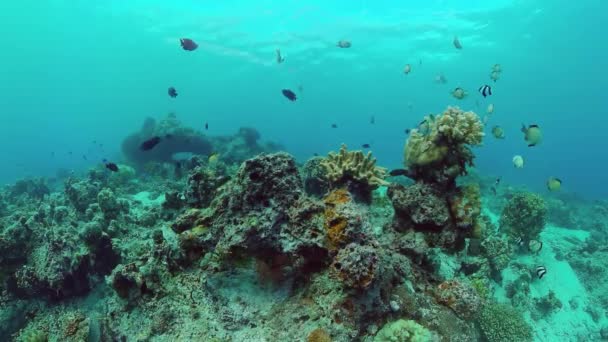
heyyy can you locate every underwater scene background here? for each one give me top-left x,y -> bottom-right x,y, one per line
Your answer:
1,0 -> 608,341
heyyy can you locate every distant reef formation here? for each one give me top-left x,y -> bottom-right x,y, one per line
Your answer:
121,113 -> 282,169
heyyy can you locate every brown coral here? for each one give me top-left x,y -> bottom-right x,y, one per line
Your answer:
324,189 -> 352,250
308,328 -> 333,342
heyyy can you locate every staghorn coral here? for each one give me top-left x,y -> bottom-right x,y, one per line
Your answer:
321,144 -> 387,202
500,192 -> 547,241
477,303 -> 533,342
404,106 -> 484,188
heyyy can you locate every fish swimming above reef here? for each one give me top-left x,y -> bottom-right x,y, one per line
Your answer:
403,64 -> 412,74
451,87 -> 467,99
491,126 -> 505,139
479,85 -> 492,97
490,71 -> 501,82
547,177 -> 562,191
140,136 -> 162,151
168,87 -> 178,98
536,265 -> 547,279
389,169 -> 412,177
370,115 -> 375,124
103,160 -> 119,172
528,240 -> 543,254
205,122 -> 209,130
276,49 -> 285,64
521,124 -> 542,147
513,155 -> 524,168
492,64 -> 502,73
491,177 -> 501,195
180,38 -> 198,51
281,89 -> 297,101
487,103 -> 494,114
435,73 -> 447,84
336,40 -> 351,48
361,144 -> 371,149
331,123 -> 338,128
453,36 -> 463,49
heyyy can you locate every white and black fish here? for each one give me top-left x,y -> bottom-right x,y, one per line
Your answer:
536,266 -> 547,279
479,85 -> 492,97
514,236 -> 524,246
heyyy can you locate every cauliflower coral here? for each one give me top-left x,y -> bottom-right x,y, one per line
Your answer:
404,106 -> 484,188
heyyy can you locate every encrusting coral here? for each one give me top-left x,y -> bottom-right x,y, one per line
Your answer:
321,144 -> 388,202
374,319 -> 436,342
404,106 -> 484,188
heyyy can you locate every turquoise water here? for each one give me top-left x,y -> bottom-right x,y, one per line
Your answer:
2,2 -> 608,341
1,0 -> 606,198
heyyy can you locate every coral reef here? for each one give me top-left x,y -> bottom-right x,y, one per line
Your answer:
404,106 -> 484,188
321,144 -> 387,202
500,192 -> 547,241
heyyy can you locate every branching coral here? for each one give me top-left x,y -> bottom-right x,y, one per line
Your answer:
500,192 -> 547,241
404,106 -> 484,188
321,144 -> 387,201
477,303 -> 533,342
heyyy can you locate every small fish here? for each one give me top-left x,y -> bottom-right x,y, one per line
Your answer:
479,85 -> 492,97
205,122 -> 209,130
513,155 -> 524,168
492,64 -> 502,73
208,153 -> 219,164
521,124 -> 542,147
282,89 -> 297,101
140,136 -> 162,151
362,144 -> 371,149
313,153 -> 319,156
276,49 -> 285,64
547,177 -> 562,191
403,64 -> 412,74
389,169 -> 410,177
405,129 -> 411,135
487,103 -> 494,114
168,87 -> 178,98
104,160 -> 119,172
491,126 -> 505,139
331,123 -> 338,128
490,178 -> 501,195
434,73 -> 447,84
490,71 -> 500,82
515,236 -> 524,246
528,240 -> 543,254
536,265 -> 547,279
336,40 -> 351,48
370,115 -> 375,124
453,36 -> 463,49
180,38 -> 198,51
451,87 -> 467,99
82,155 -> 87,161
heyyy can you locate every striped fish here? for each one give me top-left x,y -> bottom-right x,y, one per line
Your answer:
479,85 -> 492,97
536,266 -> 547,279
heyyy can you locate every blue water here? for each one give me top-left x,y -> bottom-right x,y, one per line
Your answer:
1,0 -> 606,198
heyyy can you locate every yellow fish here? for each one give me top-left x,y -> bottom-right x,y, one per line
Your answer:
547,177 -> 562,191
208,153 -> 220,164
